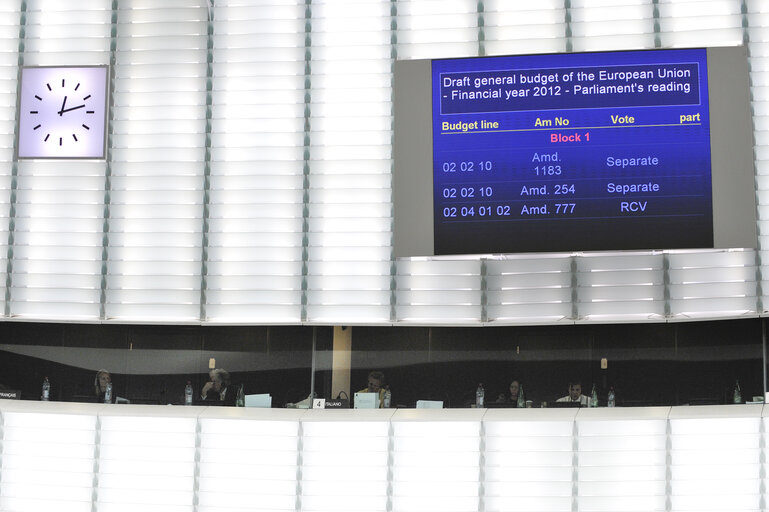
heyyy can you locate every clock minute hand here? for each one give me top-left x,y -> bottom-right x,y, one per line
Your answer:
59,104 -> 86,114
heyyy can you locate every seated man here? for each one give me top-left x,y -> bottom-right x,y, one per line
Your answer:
357,370 -> 387,408
556,380 -> 589,406
201,368 -> 236,405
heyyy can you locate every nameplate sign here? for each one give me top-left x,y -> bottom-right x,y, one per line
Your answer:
324,399 -> 349,409
0,389 -> 21,400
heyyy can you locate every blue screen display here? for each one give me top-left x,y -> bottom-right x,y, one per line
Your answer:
431,48 -> 712,255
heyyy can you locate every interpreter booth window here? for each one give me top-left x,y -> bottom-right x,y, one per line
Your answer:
350,319 -> 765,408
0,323 -> 322,407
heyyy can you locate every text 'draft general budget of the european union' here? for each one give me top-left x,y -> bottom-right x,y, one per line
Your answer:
431,49 -> 712,255
439,63 -> 701,115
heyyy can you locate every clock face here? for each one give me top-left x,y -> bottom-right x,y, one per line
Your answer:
17,66 -> 108,159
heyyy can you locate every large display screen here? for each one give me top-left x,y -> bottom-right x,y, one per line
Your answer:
393,47 -> 757,257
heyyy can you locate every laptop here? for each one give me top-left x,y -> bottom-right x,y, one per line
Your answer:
354,392 -> 379,409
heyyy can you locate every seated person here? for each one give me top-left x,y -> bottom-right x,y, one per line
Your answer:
497,379 -> 521,403
201,368 -> 236,405
357,370 -> 387,408
556,380 -> 589,406
94,369 -> 114,403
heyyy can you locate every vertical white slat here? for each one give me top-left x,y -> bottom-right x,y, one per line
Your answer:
482,0 -> 567,56
306,0 -> 393,323
396,0 -> 480,60
395,259 -> 482,324
747,2 -> 769,313
206,0 -> 305,324
0,407 -> 98,512
575,252 -> 666,322
198,409 -> 303,512
569,0 -> 656,52
0,1 -> 21,316
106,0 -> 208,321
658,0 -> 744,48
10,0 -> 111,320
486,255 -> 573,324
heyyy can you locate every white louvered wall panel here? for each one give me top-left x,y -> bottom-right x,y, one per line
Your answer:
97,408 -> 199,512
576,252 -> 666,322
197,409 -> 302,512
0,2 -> 20,317
305,0 -> 393,323
396,259 -> 482,324
748,2 -> 769,314
391,409 -> 483,512
576,409 -> 668,512
106,0 -> 208,322
484,409 -> 576,512
0,0 -> 763,326
0,406 -> 98,512
667,250 -> 758,319
10,0 -> 111,320
396,0 -> 479,61
658,0 -> 744,48
485,256 -> 573,324
206,0 -> 305,323
482,0 -> 567,57
300,411 -> 392,512
669,406 -> 762,512
570,0 -> 656,52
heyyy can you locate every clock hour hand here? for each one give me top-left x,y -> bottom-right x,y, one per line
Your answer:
59,104 -> 86,115
58,95 -> 67,116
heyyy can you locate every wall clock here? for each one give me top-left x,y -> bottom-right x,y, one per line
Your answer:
17,65 -> 109,159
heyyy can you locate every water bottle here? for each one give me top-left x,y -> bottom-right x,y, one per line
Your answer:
517,385 -> 526,408
383,386 -> 392,408
184,381 -> 193,405
104,381 -> 112,404
476,383 -> 485,408
41,376 -> 50,401
607,387 -> 615,408
590,384 -> 598,407
236,384 -> 245,407
733,379 -> 742,404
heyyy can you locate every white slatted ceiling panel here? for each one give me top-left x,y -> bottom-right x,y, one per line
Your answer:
482,0 -> 567,57
206,0 -> 305,323
748,2 -> 769,313
395,259 -> 482,323
106,0 -> 207,322
485,256 -> 573,324
575,252 -> 665,322
669,406 -> 762,512
396,0 -> 479,60
667,250 -> 758,319
11,0 -> 110,320
306,0 -> 392,323
0,2 -> 19,316
391,409 -> 483,512
97,409 -> 198,512
0,407 -> 98,512
658,0 -> 744,48
198,410 -> 302,512
576,409 -> 668,512
569,0 -> 656,52
483,409 -> 576,512
300,411 -> 392,512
